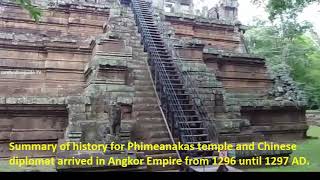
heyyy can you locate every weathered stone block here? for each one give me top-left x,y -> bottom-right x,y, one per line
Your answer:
95,113 -> 109,121
68,104 -> 86,113
105,85 -> 135,92
5,97 -> 20,104
225,99 -> 238,106
92,55 -> 128,67
69,113 -> 87,122
66,96 -> 91,105
0,97 -> 5,104
225,105 -> 240,112
64,122 -> 82,142
281,100 -> 296,107
110,92 -> 134,98
121,122 -> 133,132
66,122 -> 82,133
0,32 -> 14,40
110,8 -> 121,17
117,96 -> 133,105
79,122 -> 99,143
80,121 -> 109,143
216,119 -> 241,133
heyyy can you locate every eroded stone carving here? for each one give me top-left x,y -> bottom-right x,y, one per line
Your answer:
268,63 -> 307,104
218,0 -> 239,21
109,102 -> 122,137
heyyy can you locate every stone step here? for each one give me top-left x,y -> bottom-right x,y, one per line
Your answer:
135,85 -> 154,91
130,43 -> 143,48
195,87 -> 224,93
129,64 -> 148,70
132,53 -> 147,58
135,91 -> 156,97
137,118 -> 165,124
134,71 -> 151,81
182,134 -> 209,138
144,124 -> 168,131
134,89 -> 156,95
226,93 -> 267,99
134,70 -> 149,76
198,94 -> 216,99
147,130 -> 170,139
134,104 -> 159,111
145,123 -> 168,131
203,105 -> 216,113
215,113 -> 230,119
134,75 -> 151,81
215,118 -> 247,123
134,111 -> 162,118
133,78 -> 153,84
129,65 -> 148,70
215,106 -> 226,113
219,133 -> 265,143
132,51 -> 147,56
133,68 -> 149,73
135,80 -> 154,86
134,97 -> 157,104
131,45 -> 145,49
128,60 -> 147,66
129,36 -> 141,41
149,137 -> 172,144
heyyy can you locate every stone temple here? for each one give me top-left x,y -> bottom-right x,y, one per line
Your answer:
0,0 -> 309,172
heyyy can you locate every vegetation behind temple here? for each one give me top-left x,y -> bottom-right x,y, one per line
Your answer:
10,0 -> 41,21
246,0 -> 320,109
252,0 -> 320,20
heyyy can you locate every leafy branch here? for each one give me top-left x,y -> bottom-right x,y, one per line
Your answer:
251,0 -> 320,20
11,0 -> 41,21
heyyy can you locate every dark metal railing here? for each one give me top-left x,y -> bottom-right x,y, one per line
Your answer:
157,21 -> 219,143
131,0 -> 198,144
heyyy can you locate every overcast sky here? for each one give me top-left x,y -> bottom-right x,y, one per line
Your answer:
194,0 -> 320,35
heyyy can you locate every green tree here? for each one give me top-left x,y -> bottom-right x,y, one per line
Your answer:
252,0 -> 320,20
245,21 -> 320,109
247,0 -> 320,109
11,0 -> 41,21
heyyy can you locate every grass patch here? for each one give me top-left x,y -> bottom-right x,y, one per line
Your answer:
247,126 -> 320,172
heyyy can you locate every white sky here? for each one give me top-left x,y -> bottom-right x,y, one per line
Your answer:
194,0 -> 320,35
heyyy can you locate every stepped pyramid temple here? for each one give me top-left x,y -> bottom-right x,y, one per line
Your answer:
0,0 -> 308,172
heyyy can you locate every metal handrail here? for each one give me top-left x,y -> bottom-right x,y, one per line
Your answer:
131,0 -> 198,143
169,43 -> 219,142
153,6 -> 219,142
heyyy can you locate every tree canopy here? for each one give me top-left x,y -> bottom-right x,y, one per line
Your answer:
247,0 -> 320,109
252,0 -> 320,20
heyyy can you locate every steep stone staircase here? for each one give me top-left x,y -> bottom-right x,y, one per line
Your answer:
108,5 -> 179,171
154,10 -> 268,145
131,0 -> 217,160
